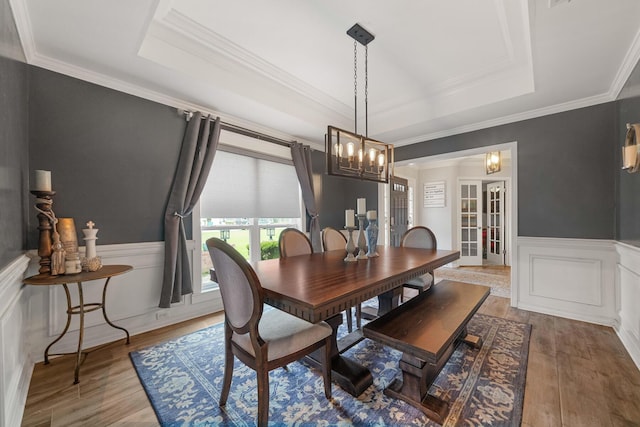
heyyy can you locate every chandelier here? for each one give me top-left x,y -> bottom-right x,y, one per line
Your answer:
326,23 -> 394,183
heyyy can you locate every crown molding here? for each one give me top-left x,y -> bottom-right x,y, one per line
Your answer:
8,0 -> 323,150
155,7 -> 352,119
13,36 -> 322,152
8,0 -> 36,62
392,91 -> 613,147
610,26 -> 640,99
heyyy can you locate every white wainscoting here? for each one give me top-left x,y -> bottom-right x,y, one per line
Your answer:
26,241 -> 223,362
616,242 -> 640,369
0,255 -> 32,427
516,237 -> 617,326
9,237 -> 639,424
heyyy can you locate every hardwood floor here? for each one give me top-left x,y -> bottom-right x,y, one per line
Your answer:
21,297 -> 640,426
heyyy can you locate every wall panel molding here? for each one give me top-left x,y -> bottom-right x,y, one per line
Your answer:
29,241 -> 222,361
516,237 -> 616,326
0,255 -> 32,427
616,242 -> 640,369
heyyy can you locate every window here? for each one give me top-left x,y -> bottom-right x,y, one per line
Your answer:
196,145 -> 302,292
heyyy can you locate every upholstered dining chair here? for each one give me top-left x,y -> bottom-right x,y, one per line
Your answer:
321,227 -> 361,332
206,237 -> 332,426
400,226 -> 437,302
278,228 -> 313,257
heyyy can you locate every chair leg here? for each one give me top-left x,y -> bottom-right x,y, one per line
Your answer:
345,307 -> 353,333
257,367 -> 270,426
322,337 -> 332,399
220,346 -> 234,406
355,304 -> 362,329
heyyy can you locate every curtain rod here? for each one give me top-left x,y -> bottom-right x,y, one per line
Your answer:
181,110 -> 294,148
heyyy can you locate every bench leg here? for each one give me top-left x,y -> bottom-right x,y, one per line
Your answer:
461,326 -> 483,349
383,327 -> 483,424
383,346 -> 455,425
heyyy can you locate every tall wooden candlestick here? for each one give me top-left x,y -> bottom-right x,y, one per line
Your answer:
30,190 -> 56,275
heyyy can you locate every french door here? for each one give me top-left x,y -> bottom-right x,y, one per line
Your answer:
486,181 -> 505,265
458,180 -> 483,266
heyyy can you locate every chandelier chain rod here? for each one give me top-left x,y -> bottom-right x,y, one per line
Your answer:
353,40 -> 358,136
365,44 -> 368,138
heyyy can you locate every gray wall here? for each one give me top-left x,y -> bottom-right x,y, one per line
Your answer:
312,150 -> 378,230
0,0 -> 28,269
396,103 -> 617,239
26,67 -> 375,247
616,95 -> 640,246
0,55 -> 28,268
28,67 -> 186,247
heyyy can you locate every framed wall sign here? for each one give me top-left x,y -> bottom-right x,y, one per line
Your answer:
424,181 -> 446,207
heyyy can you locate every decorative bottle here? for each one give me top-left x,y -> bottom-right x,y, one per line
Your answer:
366,210 -> 379,257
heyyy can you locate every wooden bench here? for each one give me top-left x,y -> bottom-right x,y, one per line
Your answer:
362,280 -> 490,424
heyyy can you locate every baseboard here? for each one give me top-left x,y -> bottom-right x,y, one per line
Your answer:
516,302 -> 617,327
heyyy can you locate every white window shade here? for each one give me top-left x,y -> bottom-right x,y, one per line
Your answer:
200,150 -> 300,218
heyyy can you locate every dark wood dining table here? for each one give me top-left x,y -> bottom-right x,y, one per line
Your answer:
252,245 -> 460,397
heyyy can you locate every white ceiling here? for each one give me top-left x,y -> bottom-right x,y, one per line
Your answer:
8,0 -> 640,148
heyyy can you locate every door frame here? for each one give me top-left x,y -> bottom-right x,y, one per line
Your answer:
391,141 -> 518,306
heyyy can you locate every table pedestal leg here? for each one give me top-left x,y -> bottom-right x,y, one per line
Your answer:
360,287 -> 403,321
306,313 -> 373,397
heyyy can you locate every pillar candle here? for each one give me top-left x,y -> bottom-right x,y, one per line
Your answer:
357,198 -> 366,215
345,209 -> 355,227
34,170 -> 51,191
366,210 -> 377,221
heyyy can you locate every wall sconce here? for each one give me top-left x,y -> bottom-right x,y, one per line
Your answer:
485,151 -> 501,174
622,123 -> 640,173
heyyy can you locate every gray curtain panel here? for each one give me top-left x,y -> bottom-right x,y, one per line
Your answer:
290,142 -> 321,252
159,113 -> 221,308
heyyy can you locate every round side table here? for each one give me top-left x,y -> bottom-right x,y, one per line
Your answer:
24,264 -> 133,384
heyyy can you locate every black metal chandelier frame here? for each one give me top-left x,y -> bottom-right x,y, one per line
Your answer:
326,23 -> 394,183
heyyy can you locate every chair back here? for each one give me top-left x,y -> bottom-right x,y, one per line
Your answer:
279,228 -> 312,257
400,226 -> 437,250
322,227 -> 347,251
206,237 -> 262,334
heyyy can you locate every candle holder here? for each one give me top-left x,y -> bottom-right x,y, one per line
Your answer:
30,190 -> 56,275
344,226 -> 357,262
356,214 -> 368,260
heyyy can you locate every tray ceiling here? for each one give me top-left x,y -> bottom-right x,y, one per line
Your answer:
9,0 -> 640,147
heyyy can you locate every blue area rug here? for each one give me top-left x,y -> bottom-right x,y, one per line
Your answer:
130,313 -> 530,426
